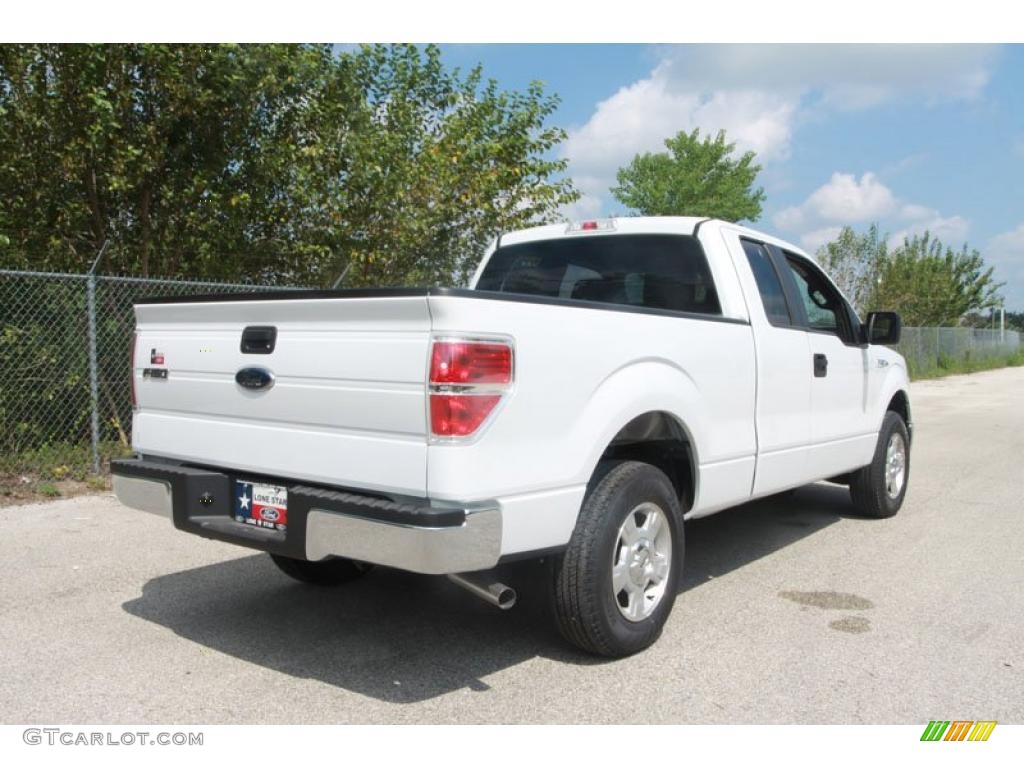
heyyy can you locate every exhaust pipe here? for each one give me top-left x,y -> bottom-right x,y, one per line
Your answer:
446,573 -> 517,610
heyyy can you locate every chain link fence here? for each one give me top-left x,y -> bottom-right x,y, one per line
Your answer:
1,269 -> 301,481
2,268 -> 1022,482
897,326 -> 1021,378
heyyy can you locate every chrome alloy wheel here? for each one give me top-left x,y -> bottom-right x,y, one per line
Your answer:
885,432 -> 907,499
612,502 -> 672,622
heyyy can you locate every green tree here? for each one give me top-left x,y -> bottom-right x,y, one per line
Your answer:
0,43 -> 577,286
871,232 -> 1003,325
815,226 -> 1004,325
328,45 -> 576,286
0,44 -> 345,282
611,128 -> 765,221
815,224 -> 888,315
1004,311 -> 1024,332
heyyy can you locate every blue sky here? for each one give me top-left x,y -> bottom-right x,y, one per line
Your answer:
436,44 -> 1024,309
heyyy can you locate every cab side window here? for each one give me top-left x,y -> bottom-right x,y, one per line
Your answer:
741,239 -> 791,326
784,255 -> 855,343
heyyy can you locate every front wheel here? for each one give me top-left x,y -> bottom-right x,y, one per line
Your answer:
849,411 -> 910,518
551,461 -> 684,657
269,554 -> 374,586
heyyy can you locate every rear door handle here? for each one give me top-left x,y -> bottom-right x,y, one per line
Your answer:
813,353 -> 828,378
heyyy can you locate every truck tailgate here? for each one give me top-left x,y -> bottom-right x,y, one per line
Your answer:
131,293 -> 431,496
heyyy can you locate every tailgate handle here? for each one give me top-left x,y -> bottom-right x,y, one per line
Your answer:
240,326 -> 277,354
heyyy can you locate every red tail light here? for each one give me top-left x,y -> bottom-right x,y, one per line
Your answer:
430,394 -> 502,437
429,339 -> 513,438
430,341 -> 512,385
130,332 -> 138,409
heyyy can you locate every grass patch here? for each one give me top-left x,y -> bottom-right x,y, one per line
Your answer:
35,482 -> 61,498
86,475 -> 109,491
908,349 -> 1024,381
1,440 -> 131,504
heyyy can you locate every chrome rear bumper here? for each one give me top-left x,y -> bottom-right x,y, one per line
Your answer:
112,474 -> 173,518
111,459 -> 501,575
305,507 -> 501,574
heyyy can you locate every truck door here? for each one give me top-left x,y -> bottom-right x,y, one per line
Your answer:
776,252 -> 875,479
729,236 -> 813,496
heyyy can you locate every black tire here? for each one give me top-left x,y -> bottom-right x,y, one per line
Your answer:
551,460 -> 684,657
269,554 -> 374,586
849,411 -> 910,518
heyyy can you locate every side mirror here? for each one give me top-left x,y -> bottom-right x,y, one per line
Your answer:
865,311 -> 902,345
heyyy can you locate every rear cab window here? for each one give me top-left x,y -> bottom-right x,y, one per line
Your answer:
475,234 -> 722,316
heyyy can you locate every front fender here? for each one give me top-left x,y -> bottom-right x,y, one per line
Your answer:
873,353 -> 912,434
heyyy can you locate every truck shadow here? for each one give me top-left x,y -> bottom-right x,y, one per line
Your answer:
681,482 -> 857,590
122,482 -> 857,704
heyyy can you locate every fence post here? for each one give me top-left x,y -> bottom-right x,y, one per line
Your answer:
85,242 -> 108,475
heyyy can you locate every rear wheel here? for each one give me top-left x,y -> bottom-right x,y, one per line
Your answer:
551,461 -> 684,657
269,554 -> 374,586
849,411 -> 910,518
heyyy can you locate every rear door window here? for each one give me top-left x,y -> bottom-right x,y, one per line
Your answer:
475,234 -> 721,315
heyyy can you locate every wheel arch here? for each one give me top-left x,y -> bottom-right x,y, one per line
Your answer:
595,411 -> 697,513
886,389 -> 912,440
571,360 -> 710,516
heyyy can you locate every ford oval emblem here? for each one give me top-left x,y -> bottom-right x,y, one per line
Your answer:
235,367 -> 275,391
261,508 -> 280,522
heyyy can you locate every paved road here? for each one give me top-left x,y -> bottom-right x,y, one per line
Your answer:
3,367 -> 1022,724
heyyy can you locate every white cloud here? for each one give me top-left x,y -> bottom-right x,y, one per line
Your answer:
561,186 -> 604,221
561,44 -> 997,220
986,225 -> 1024,309
887,215 -> 970,249
898,203 -> 936,220
799,226 -> 844,252
775,173 -> 898,231
773,171 -> 970,252
561,75 -> 797,219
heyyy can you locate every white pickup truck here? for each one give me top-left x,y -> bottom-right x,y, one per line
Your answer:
112,216 -> 911,657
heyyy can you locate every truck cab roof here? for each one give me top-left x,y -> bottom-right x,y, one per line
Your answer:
497,216 -> 815,261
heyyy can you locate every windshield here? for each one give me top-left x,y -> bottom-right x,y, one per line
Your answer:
475,234 -> 721,315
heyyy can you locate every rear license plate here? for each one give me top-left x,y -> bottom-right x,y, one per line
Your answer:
234,479 -> 288,532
